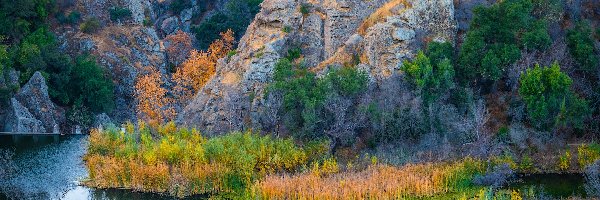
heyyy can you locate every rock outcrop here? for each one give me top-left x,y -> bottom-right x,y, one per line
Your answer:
179,0 -> 457,136
13,72 -> 64,133
4,98 -> 46,133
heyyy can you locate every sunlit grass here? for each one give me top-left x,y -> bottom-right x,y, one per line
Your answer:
84,122 -> 329,197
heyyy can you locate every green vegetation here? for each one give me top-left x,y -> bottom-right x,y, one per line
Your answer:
0,0 -> 53,43
169,0 -> 192,14
56,11 -> 81,25
402,42 -> 455,106
80,18 -> 101,34
578,143 -> 600,168
0,1 -> 114,122
109,7 -> 132,22
518,63 -> 590,130
458,0 -> 551,85
85,122 -> 329,197
193,0 -> 262,49
70,55 -> 115,113
567,21 -> 599,71
300,3 -> 311,16
269,50 -> 368,140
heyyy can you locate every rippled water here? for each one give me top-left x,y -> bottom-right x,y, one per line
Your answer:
0,135 -> 88,199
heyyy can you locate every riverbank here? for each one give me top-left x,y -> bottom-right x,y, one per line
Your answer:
83,123 -> 600,199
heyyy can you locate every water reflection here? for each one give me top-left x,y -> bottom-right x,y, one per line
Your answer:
1,135 -> 88,199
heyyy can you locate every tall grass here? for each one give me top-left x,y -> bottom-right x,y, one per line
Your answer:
252,158 -> 486,199
84,122 -> 328,197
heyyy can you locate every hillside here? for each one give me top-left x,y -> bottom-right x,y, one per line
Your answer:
1,0 -> 600,199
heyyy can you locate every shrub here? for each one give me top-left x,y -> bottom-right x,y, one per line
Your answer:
80,18 -> 101,33
109,7 -> 132,22
282,25 -> 291,33
57,11 -> 81,24
71,55 -> 115,113
169,0 -> 192,14
402,49 -> 455,106
457,0 -> 550,85
193,0 -> 261,49
518,63 -> 590,130
567,21 -> 599,71
300,3 -> 311,16
269,56 -> 368,140
578,143 -> 600,169
558,150 -> 571,171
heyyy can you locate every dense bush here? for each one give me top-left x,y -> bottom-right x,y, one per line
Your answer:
193,0 -> 262,49
109,7 -> 132,22
519,63 -> 590,130
567,21 -> 599,72
402,49 -> 455,106
457,0 -> 551,85
0,0 -> 53,43
269,52 -> 368,140
85,122 -> 328,197
56,11 -> 80,24
80,18 -> 101,33
169,0 -> 192,14
70,55 -> 115,113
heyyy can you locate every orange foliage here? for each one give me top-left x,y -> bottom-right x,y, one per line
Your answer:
253,162 -> 478,199
134,66 -> 175,125
172,29 -> 235,102
165,30 -> 194,66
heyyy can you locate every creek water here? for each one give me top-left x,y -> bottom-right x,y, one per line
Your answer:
0,135 -> 592,199
0,135 -> 184,200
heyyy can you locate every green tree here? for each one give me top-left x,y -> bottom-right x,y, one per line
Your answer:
70,55 -> 115,113
0,0 -> 53,43
567,21 -> 599,72
457,0 -> 551,85
402,50 -> 455,106
519,63 -> 590,130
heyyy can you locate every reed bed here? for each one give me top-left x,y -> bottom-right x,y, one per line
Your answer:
252,158 -> 486,199
84,122 -> 329,197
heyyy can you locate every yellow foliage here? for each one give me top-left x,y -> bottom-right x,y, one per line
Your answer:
558,150 -> 571,171
134,66 -> 175,125
85,124 -> 322,198
578,144 -> 600,168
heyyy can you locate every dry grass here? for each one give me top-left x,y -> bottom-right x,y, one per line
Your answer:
357,0 -> 410,35
252,159 -> 485,199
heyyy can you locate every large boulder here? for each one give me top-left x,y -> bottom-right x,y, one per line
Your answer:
4,98 -> 46,133
14,72 -> 63,133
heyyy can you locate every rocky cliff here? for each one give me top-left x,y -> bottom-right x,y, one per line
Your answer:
179,0 -> 457,135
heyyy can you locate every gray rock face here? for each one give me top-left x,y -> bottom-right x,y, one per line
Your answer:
4,98 -> 46,133
161,16 -> 180,35
14,72 -> 64,133
93,113 -> 112,128
180,0 -> 458,136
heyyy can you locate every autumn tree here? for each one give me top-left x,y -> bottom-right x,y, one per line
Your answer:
172,29 -> 235,102
135,66 -> 175,125
165,30 -> 193,67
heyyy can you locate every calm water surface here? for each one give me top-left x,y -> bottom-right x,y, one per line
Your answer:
0,135 -> 184,200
